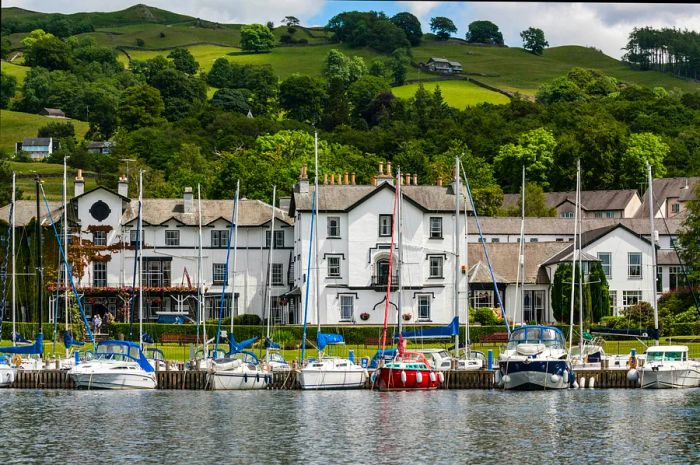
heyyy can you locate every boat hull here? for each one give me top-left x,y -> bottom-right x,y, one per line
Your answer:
640,367 -> 700,389
499,360 -> 571,390
0,366 -> 16,387
376,367 -> 440,391
299,369 -> 367,390
208,371 -> 270,390
71,372 -> 157,390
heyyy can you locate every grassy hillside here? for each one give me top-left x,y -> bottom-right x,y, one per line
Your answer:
1,61 -> 29,86
392,80 -> 511,108
7,161 -> 99,200
84,23 -> 241,49
0,110 -> 90,153
119,44 -> 240,71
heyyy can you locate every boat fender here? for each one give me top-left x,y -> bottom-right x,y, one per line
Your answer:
400,371 -> 407,385
588,377 -> 595,389
628,356 -> 637,369
429,371 -> 436,383
626,369 -> 639,382
572,380 -> 579,389
416,371 -> 423,385
11,354 -> 22,367
502,375 -> 511,385
438,372 -> 445,384
244,373 -> 248,383
550,374 -> 561,384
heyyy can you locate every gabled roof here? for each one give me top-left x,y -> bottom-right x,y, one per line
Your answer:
448,61 -> 462,67
291,181 -> 473,214
502,189 -> 640,212
467,242 -> 569,284
636,177 -> 700,218
41,108 -> 65,117
22,137 -> 52,147
428,57 -> 450,63
71,185 -> 131,203
87,141 -> 114,149
468,217 -> 683,236
0,200 -> 62,226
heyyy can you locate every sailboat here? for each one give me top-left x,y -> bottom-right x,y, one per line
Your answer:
207,180 -> 270,390
298,132 -> 368,390
497,166 -> 572,390
68,170 -> 156,389
375,167 -> 441,391
0,172 -> 18,386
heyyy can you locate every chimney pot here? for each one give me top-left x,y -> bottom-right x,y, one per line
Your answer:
324,173 -> 328,185
118,175 -> 129,197
344,172 -> 349,185
413,174 -> 418,185
371,176 -> 377,186
74,169 -> 85,196
437,176 -> 443,187
379,162 -> 384,175
184,186 -> 194,213
351,173 -> 356,185
386,161 -> 392,176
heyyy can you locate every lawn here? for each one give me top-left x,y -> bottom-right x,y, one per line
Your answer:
392,80 -> 511,108
7,161 -> 99,200
1,60 -> 30,87
0,110 -> 90,153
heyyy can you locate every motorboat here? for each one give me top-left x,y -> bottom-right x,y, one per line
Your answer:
264,349 -> 290,371
416,348 -> 453,371
0,358 -> 16,387
299,356 -> 368,390
375,349 -> 442,391
638,345 -> 700,389
146,348 -> 179,371
68,340 -> 157,390
456,351 -> 486,371
498,325 -> 572,390
207,351 -> 271,390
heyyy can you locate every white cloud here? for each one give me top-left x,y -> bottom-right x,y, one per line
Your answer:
396,1 -> 443,20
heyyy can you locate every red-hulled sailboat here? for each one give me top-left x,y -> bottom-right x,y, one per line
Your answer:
375,167 -> 441,391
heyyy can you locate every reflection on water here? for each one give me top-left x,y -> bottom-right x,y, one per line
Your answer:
1,389 -> 698,464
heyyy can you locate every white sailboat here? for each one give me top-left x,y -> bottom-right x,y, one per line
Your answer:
298,132 -> 367,390
1,172 -> 18,386
69,170 -> 156,389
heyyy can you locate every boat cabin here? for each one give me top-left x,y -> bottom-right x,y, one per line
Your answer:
645,345 -> 689,362
507,326 -> 566,350
93,340 -> 154,372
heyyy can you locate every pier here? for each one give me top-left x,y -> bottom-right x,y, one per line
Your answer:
9,368 -> 638,390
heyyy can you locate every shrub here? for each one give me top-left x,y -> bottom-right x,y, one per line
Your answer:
473,307 -> 499,325
136,38 -> 145,47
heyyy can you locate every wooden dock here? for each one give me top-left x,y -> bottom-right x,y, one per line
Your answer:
8,368 -> 638,390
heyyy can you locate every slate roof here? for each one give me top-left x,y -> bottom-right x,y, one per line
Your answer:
0,200 -> 62,226
467,242 -> 568,284
22,138 -> 52,147
502,189 -> 640,212
657,250 -> 682,266
40,108 -> 65,117
468,217 -> 683,236
291,182 -> 473,214
636,177 -> 700,218
87,141 -> 114,149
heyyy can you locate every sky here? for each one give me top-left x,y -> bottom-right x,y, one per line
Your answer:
4,1 -> 700,59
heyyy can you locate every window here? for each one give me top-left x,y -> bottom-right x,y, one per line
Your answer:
266,230 -> 285,248
628,253 -> 642,278
530,238 -> 539,243
340,295 -> 354,322
491,238 -> 500,243
211,230 -> 228,248
622,290 -> 642,308
598,252 -> 611,278
429,256 -> 444,278
561,211 -> 574,218
93,231 -> 106,246
671,203 -> 680,214
429,217 -> 443,238
656,266 -> 662,293
129,229 -> 140,246
213,263 -> 226,285
327,217 -> 340,238
327,256 -> 341,278
471,290 -> 494,308
418,295 -> 431,321
143,260 -> 171,287
609,290 -> 618,315
594,212 -> 603,218
556,238 -> 564,242
272,263 -> 284,286
379,214 -> 393,237
93,262 -> 107,287
669,266 -> 683,291
606,211 -> 616,218
165,230 -> 180,246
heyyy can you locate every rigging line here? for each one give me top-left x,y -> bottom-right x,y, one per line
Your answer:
214,186 -> 238,357
0,201 -> 13,341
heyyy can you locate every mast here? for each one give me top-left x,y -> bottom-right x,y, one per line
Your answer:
396,167 -> 403,354
63,156 -> 69,356
314,131 -> 320,335
300,187 -> 317,363
647,163 -> 659,345
230,180 -> 240,335
35,175 -> 43,338
380,168 -> 399,354
197,184 -> 205,357
514,166 -> 525,326
568,160 -> 580,355
138,170 -> 143,349
577,164 -> 584,356
215,183 -> 238,356
462,160 -> 470,357
453,157 -> 460,355
11,172 -> 16,346
266,186 -> 276,340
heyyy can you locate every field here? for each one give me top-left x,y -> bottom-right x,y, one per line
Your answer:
0,110 -> 90,153
1,60 -> 29,87
119,44 -> 240,72
392,80 -> 511,108
7,161 -> 99,200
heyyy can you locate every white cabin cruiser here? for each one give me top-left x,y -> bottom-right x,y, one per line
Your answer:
456,351 -> 486,371
498,325 -> 572,390
0,358 -> 16,387
207,351 -> 271,390
639,346 -> 700,389
68,340 -> 157,390
299,356 -> 368,390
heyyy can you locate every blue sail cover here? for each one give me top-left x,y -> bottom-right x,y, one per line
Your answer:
0,333 -> 43,355
264,337 -> 281,349
591,327 -> 660,340
63,331 -> 85,349
317,333 -> 344,352
96,340 -> 154,373
228,336 -> 257,354
395,317 -> 459,340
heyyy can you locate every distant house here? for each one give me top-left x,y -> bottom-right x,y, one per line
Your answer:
87,141 -> 115,155
425,57 -> 463,74
39,108 -> 66,118
636,177 -> 700,219
502,190 -> 643,219
15,137 -> 59,160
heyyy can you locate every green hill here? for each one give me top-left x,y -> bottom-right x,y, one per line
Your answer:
392,80 -> 511,107
0,110 -> 90,153
7,161 -> 99,200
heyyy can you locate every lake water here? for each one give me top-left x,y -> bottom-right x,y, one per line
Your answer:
1,389 -> 698,464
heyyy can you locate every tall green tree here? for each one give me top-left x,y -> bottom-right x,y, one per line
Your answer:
167,48 -> 199,74
211,88 -> 251,114
279,74 -> 326,123
465,20 -> 504,45
0,71 -> 16,108
678,185 -> 700,283
390,12 -> 423,46
389,48 -> 411,85
240,24 -> 275,53
23,31 -> 72,70
430,17 -> 457,40
321,49 -> 366,88
494,127 -> 557,192
117,84 -> 165,130
504,182 -> 557,217
589,261 -> 611,322
618,132 -> 669,189
520,27 -> 549,55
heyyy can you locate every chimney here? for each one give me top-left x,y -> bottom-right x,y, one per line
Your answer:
344,172 -> 349,185
351,173 -> 356,185
184,187 -> 194,214
378,162 -> 384,175
436,176 -> 443,187
118,175 -> 129,197
386,161 -> 392,177
299,164 -> 309,194
324,173 -> 328,185
74,169 -> 84,196
413,174 -> 418,185
371,176 -> 377,186
376,160 -> 394,186
405,173 -> 411,185
331,174 -> 336,185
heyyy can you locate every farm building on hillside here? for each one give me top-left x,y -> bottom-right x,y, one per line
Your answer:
425,57 -> 463,74
39,108 -> 66,118
88,141 -> 116,155
15,137 -> 59,160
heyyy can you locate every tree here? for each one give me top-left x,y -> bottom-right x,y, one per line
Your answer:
390,12 -> 422,46
465,20 -> 504,45
389,48 -> 410,85
211,88 -> 251,114
0,71 -> 16,109
368,59 -> 387,77
589,261 -> 611,322
504,182 -> 557,217
38,121 -> 75,138
117,84 -> 165,130
240,24 -> 275,53
207,58 -> 233,88
618,132 -> 669,189
430,17 -> 457,40
23,32 -> 72,70
326,11 -> 408,53
347,75 -> 390,121
168,48 -> 199,74
520,27 -> 549,55
279,74 -> 326,123
282,16 -> 300,33
494,127 -> 557,192
321,49 -> 366,88
678,185 -> 700,284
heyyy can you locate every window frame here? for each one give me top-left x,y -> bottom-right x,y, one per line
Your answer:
417,294 -> 431,321
327,256 -> 341,278
165,229 -> 180,246
597,252 -> 612,278
272,263 -> 284,286
212,263 -> 226,285
378,214 -> 393,237
628,252 -> 642,279
622,290 -> 642,308
93,262 -> 107,287
428,256 -> 444,279
429,217 -> 443,239
327,216 -> 341,238
93,231 -> 107,246
266,230 -> 285,248
211,230 -> 229,248
339,295 -> 354,322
